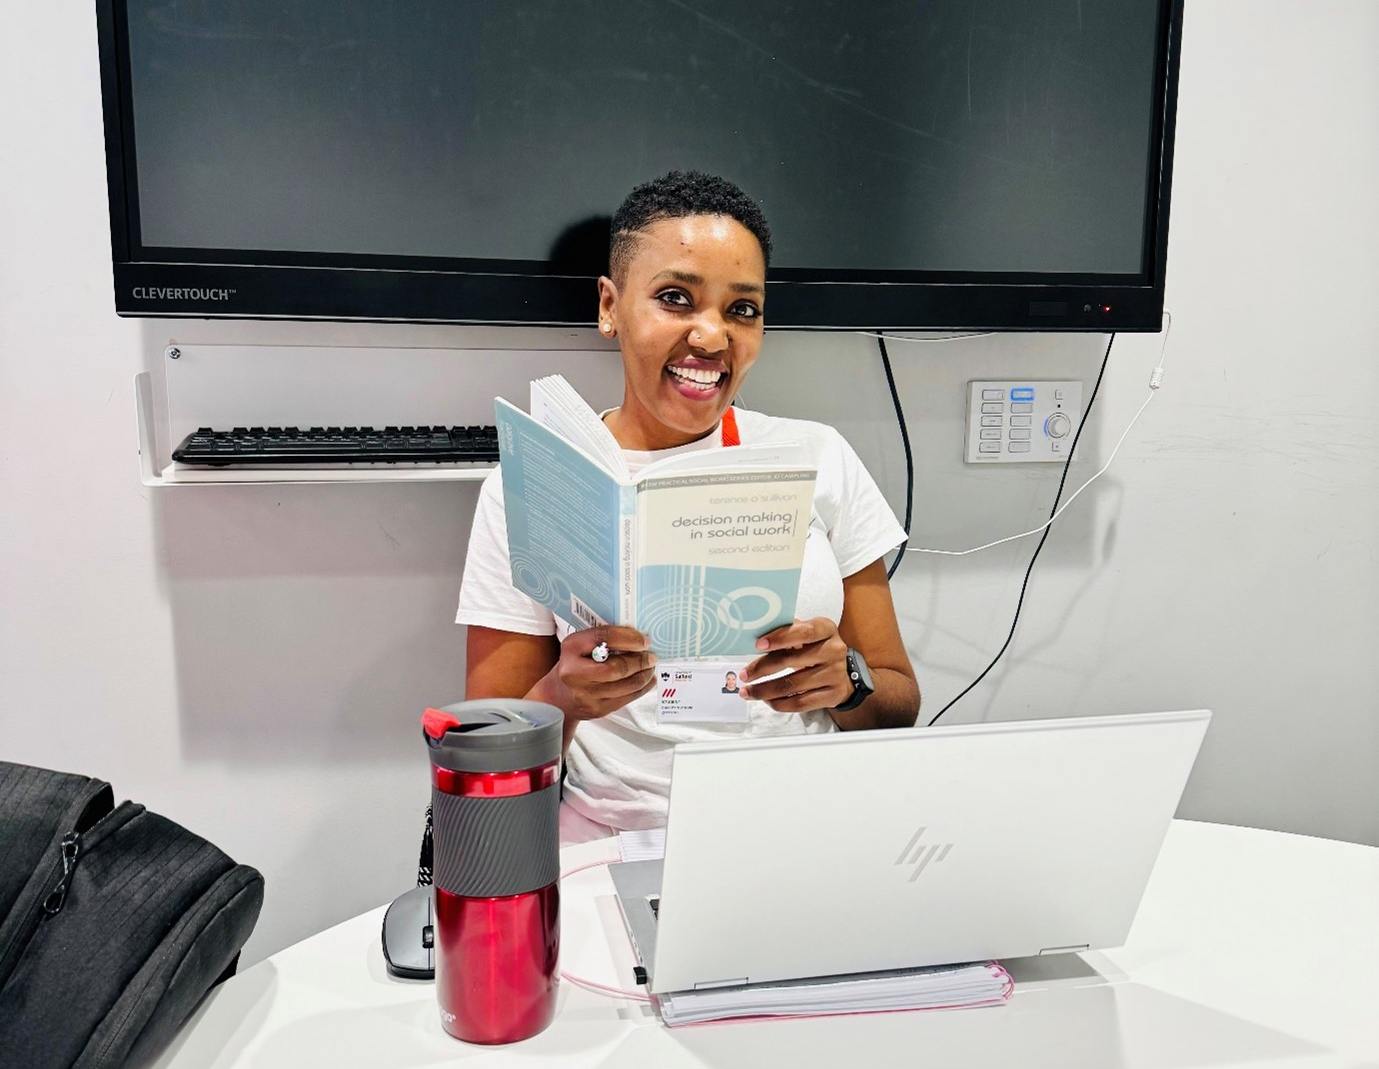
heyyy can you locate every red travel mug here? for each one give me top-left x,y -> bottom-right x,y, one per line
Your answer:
422,700 -> 564,1044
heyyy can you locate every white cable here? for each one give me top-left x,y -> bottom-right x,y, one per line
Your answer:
907,312 -> 1172,558
558,855 -> 655,1003
560,857 -> 619,878
908,392 -> 1154,556
855,330 -> 997,343
561,972 -> 653,1001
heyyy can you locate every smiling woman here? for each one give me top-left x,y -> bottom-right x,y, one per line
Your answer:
597,173 -> 771,449
456,171 -> 920,841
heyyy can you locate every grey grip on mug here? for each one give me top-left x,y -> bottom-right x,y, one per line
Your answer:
431,784 -> 560,898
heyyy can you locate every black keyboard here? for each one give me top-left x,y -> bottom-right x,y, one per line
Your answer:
172,425 -> 500,466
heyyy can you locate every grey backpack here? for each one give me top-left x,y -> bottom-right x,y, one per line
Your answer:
0,762 -> 264,1068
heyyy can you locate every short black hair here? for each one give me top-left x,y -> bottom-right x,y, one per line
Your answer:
609,171 -> 772,285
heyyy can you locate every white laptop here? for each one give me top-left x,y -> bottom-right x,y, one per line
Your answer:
611,709 -> 1211,995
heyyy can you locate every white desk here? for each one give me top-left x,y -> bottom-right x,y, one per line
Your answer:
154,821 -> 1378,1068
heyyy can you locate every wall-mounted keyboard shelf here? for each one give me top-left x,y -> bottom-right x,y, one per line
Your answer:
135,372 -> 496,486
133,341 -> 622,488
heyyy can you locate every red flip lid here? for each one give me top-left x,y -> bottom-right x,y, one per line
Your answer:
422,707 -> 462,740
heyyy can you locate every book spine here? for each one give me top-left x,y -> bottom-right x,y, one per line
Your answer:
619,483 -> 637,625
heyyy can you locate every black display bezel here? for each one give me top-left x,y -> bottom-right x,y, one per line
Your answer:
96,0 -> 1183,332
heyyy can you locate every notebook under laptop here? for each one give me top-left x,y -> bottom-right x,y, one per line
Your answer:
610,709 -> 1211,995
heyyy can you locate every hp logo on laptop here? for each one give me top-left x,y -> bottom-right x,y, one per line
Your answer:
895,827 -> 953,883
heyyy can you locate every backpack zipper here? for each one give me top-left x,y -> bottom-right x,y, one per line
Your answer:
41,832 -> 84,916
0,803 -> 142,977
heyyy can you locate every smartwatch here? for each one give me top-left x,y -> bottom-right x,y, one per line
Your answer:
833,647 -> 875,712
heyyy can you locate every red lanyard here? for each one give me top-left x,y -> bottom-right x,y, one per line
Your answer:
721,407 -> 740,447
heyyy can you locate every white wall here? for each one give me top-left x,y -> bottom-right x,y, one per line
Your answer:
3,2 -> 1376,965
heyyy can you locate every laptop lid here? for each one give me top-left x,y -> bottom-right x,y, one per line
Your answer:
648,710 -> 1210,994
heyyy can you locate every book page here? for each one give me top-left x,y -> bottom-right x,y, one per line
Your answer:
530,375 -> 628,479
640,441 -> 802,478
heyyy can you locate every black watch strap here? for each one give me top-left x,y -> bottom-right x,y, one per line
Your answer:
834,648 -> 875,712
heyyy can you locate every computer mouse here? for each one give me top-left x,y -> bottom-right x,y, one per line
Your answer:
382,885 -> 434,980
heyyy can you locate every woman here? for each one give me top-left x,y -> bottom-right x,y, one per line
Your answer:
458,171 -> 919,841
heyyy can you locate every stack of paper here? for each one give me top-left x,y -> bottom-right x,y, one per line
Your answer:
613,831 -> 1014,1025
617,827 -> 667,862
656,961 -> 1013,1026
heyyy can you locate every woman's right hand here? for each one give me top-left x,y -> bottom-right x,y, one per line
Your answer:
538,625 -> 658,723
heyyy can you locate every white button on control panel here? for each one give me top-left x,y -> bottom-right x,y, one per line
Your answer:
964,380 -> 1083,464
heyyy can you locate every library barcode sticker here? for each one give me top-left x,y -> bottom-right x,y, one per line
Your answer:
570,595 -> 606,629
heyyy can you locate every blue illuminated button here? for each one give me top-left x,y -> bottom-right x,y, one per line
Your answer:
1010,387 -> 1035,401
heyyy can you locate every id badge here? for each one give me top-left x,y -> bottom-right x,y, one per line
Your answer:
656,662 -> 751,724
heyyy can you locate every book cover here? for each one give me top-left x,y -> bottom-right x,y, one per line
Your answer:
494,399 -> 624,631
495,382 -> 816,658
633,469 -> 815,658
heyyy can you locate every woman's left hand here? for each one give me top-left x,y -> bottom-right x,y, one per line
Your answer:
739,617 -> 852,713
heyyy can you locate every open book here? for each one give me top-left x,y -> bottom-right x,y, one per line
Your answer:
494,376 -> 816,659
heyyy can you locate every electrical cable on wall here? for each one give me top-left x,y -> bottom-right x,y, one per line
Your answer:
877,334 -> 913,580
926,333 -> 1117,727
870,327 -> 1003,578
859,331 -> 997,344
908,313 -> 1171,557
868,318 -> 1170,722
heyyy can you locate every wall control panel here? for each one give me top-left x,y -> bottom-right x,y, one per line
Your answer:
964,380 -> 1084,464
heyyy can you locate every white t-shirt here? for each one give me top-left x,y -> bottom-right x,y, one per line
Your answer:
456,408 -> 907,830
